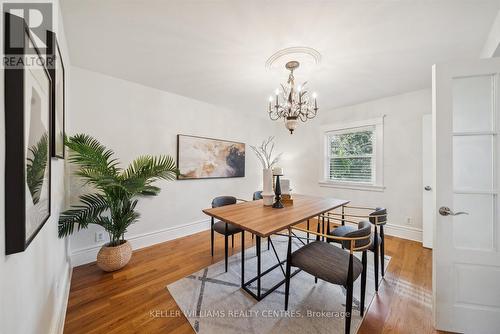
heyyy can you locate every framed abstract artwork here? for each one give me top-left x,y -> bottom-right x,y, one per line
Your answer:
177,135 -> 245,180
4,14 -> 52,254
47,31 -> 65,158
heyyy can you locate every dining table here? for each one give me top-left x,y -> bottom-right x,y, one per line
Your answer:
202,194 -> 349,301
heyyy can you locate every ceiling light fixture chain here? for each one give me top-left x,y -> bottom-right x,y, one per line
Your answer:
268,60 -> 318,134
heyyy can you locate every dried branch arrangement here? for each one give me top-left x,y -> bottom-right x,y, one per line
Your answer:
250,136 -> 282,169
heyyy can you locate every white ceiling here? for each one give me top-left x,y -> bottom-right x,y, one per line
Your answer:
61,0 -> 500,117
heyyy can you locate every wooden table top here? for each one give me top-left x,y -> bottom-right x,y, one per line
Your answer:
202,194 -> 349,237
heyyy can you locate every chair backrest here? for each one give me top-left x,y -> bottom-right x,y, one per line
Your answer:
212,196 -> 237,208
253,191 -> 263,200
369,207 -> 387,225
342,220 -> 372,250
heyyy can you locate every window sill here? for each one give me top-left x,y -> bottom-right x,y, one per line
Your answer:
318,180 -> 385,192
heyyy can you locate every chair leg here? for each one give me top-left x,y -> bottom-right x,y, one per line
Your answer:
224,235 -> 228,272
232,234 -> 234,248
373,226 -> 379,292
314,277 -> 318,284
321,215 -> 325,241
327,218 -> 331,243
345,254 -> 354,334
210,226 -> 214,257
316,217 -> 321,241
360,251 -> 367,316
267,237 -> 270,250
284,233 -> 292,311
306,219 -> 310,244
341,206 -> 345,226
380,225 -> 385,277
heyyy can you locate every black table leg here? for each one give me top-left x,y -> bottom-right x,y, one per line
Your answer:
241,231 -> 245,287
256,235 -> 261,299
240,233 -> 301,301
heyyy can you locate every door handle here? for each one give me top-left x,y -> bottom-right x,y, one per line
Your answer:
439,206 -> 469,216
424,186 -> 432,191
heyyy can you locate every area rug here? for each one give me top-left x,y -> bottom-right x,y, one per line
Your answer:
167,234 -> 390,334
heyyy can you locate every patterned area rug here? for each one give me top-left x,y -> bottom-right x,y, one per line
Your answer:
167,234 -> 389,334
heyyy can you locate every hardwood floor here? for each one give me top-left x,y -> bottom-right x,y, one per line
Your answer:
64,224 -> 440,334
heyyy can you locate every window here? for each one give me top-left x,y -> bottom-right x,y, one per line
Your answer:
327,128 -> 374,183
321,118 -> 384,191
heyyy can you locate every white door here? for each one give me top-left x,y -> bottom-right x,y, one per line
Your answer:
422,114 -> 433,248
433,57 -> 500,333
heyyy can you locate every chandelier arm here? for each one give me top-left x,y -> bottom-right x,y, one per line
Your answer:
298,113 -> 308,122
269,113 -> 280,121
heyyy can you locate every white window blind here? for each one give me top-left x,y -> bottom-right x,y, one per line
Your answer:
326,127 -> 375,183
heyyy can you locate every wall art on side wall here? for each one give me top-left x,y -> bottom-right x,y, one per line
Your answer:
177,135 -> 245,179
4,13 -> 52,254
47,30 -> 65,158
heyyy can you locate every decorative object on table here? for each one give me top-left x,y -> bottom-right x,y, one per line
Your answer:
282,194 -> 294,206
280,178 -> 290,194
267,60 -> 319,134
272,166 -> 283,190
4,14 -> 52,254
280,178 -> 293,205
177,134 -> 245,180
47,31 -> 65,159
272,173 -> 284,209
58,134 -> 178,271
250,136 -> 282,206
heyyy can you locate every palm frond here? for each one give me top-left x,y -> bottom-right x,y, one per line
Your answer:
65,134 -> 120,179
121,155 -> 178,195
26,133 -> 49,204
58,193 -> 109,237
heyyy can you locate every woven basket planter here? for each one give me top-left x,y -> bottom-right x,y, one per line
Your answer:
97,240 -> 132,272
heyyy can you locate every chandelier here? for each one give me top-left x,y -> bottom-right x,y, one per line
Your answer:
268,60 -> 318,134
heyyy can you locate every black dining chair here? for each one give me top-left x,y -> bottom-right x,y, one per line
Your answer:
253,191 -> 263,200
284,221 -> 372,334
210,196 -> 243,272
323,206 -> 387,292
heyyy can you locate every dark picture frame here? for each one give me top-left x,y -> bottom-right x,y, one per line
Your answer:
4,13 -> 52,255
177,134 -> 245,180
47,30 -> 65,159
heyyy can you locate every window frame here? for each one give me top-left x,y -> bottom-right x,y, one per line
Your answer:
320,117 -> 385,192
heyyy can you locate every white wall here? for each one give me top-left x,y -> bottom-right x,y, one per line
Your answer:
68,66 -> 275,265
0,2 -> 72,333
275,89 -> 431,241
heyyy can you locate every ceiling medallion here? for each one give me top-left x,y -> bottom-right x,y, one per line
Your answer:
265,46 -> 322,70
267,60 -> 318,134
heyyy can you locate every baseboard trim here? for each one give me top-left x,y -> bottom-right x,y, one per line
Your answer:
70,218 -> 211,266
384,223 -> 422,242
51,259 -> 72,334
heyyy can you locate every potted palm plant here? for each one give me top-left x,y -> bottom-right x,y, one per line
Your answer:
58,134 -> 178,271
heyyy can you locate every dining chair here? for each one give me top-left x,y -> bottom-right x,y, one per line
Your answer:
323,206 -> 387,291
253,191 -> 263,200
284,221 -> 372,334
210,196 -> 243,272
